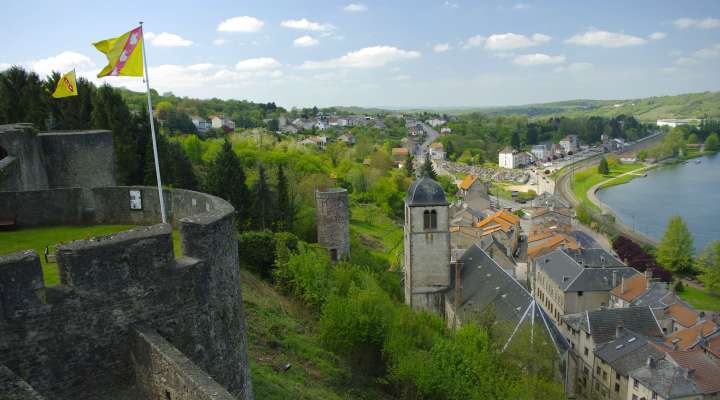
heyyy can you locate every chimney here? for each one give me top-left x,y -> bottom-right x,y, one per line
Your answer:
621,276 -> 625,294
646,356 -> 656,369
616,321 -> 625,339
644,270 -> 652,289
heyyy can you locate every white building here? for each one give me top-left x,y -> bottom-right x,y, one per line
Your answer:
191,116 -> 211,132
210,116 -> 235,130
559,135 -> 579,153
440,127 -> 452,135
429,142 -> 446,160
656,118 -> 701,128
426,118 -> 446,128
531,144 -> 549,161
498,146 -> 530,169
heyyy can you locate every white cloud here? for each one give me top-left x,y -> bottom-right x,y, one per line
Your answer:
694,43 -> 720,58
30,51 -> 95,77
294,35 -> 319,47
0,63 -> 11,72
217,16 -> 264,32
674,57 -> 698,66
554,62 -> 593,72
144,32 -> 193,47
187,63 -> 216,71
462,35 -> 486,49
512,53 -> 565,66
566,30 -> 646,47
512,3 -> 530,10
443,1 -> 459,8
212,38 -> 227,46
673,17 -> 720,29
433,43 -> 452,52
344,3 -> 367,12
235,57 -> 282,71
299,46 -> 421,69
484,33 -> 551,50
648,32 -> 666,40
281,18 -> 334,32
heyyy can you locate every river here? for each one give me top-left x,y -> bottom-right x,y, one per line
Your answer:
597,154 -> 720,253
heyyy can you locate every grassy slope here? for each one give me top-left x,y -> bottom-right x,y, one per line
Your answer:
349,203 -> 404,268
678,286 -> 720,312
571,162 -> 644,210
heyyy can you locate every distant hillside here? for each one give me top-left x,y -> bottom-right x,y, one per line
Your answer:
422,91 -> 720,121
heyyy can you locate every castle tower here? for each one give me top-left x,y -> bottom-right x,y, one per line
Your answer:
404,177 -> 450,313
315,188 -> 350,261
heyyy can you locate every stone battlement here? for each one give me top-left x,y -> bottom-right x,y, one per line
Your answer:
0,186 -> 253,400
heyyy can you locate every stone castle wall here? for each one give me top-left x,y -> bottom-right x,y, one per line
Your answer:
0,187 -> 253,400
0,124 -> 115,192
315,188 -> 350,261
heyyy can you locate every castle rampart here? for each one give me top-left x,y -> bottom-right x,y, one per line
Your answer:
315,188 -> 350,261
0,186 -> 253,400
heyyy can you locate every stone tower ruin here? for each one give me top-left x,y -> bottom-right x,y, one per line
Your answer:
315,188 -> 350,261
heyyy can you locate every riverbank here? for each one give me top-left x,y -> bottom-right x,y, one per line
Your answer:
571,162 -> 646,212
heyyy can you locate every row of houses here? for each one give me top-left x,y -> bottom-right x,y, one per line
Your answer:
191,115 -> 236,132
501,135 -> 582,168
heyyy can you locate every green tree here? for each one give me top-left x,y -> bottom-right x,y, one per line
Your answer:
45,71 -> 95,130
0,66 -> 48,128
687,133 -> 700,144
250,163 -> 274,230
656,215 -> 695,274
597,156 -> 610,175
697,241 -> 720,293
421,152 -> 438,180
204,139 -> 250,229
705,133 -> 719,152
275,164 -> 294,231
511,131 -> 521,149
405,153 -> 414,177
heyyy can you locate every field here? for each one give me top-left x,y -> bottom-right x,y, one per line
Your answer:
678,286 -> 720,312
571,162 -> 644,211
0,225 -> 182,286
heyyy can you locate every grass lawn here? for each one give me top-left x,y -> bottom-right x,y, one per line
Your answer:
678,286 -> 720,312
0,225 -> 182,286
349,203 -> 403,269
490,182 -> 537,202
571,162 -> 644,211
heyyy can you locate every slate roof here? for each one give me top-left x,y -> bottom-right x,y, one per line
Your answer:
406,177 -> 448,206
565,267 -> 638,292
450,244 -> 532,323
631,282 -> 677,308
562,248 -> 624,268
630,359 -> 702,399
563,307 -> 664,344
594,331 -> 665,376
535,249 -> 583,290
667,348 -> 720,395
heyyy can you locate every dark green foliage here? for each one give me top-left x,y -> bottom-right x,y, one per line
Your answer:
204,139 -> 251,229
250,164 -> 274,230
275,164 -> 294,232
143,132 -> 198,190
705,133 -> 719,152
45,72 -> 95,130
0,66 -> 48,128
674,280 -> 685,293
598,156 -> 610,175
421,152 -> 437,180
238,230 -> 277,279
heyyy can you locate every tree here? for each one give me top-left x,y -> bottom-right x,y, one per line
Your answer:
687,133 -> 700,144
656,215 -> 695,274
204,139 -> 250,229
511,131 -> 521,149
45,71 -> 95,130
250,164 -> 274,230
405,153 -> 414,177
0,66 -> 48,128
275,164 -> 294,231
597,156 -> 610,175
705,133 -> 719,152
421,152 -> 438,180
697,241 -> 720,293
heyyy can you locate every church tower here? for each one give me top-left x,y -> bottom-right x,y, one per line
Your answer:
403,177 -> 451,314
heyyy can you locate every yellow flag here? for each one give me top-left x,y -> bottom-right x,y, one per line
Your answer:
93,26 -> 144,77
52,70 -> 78,98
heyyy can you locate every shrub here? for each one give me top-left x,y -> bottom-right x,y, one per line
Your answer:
674,280 -> 685,293
238,230 -> 299,279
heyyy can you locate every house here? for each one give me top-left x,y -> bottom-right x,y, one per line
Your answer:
392,147 -> 410,159
664,320 -> 719,352
426,118 -> 446,128
440,127 -> 452,135
337,133 -> 355,145
560,135 -> 579,153
628,358 -> 704,400
457,175 -> 491,211
531,144 -> 550,161
314,120 -> 328,131
299,135 -> 327,149
450,205 -> 486,228
210,116 -> 235,131
280,124 -> 298,134
499,146 -> 531,169
190,116 -> 211,132
429,142 -> 446,160
590,330 -> 666,400
474,209 -> 521,258
620,157 -> 637,164
561,307 -> 664,398
531,207 -> 573,229
664,348 -> 720,398
527,230 -> 580,262
532,248 -> 636,324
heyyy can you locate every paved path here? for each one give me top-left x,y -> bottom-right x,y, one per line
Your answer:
415,123 -> 440,176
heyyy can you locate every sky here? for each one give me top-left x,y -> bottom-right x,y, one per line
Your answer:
1,0 -> 719,108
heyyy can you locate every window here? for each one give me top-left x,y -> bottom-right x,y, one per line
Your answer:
596,366 -> 601,375
0,145 -> 7,160
615,383 -> 620,392
423,210 -> 437,230
603,371 -> 607,381
330,249 -> 338,261
633,379 -> 639,389
578,291 -> 584,296
583,367 -> 589,376
616,373 -> 620,380
584,347 -> 589,356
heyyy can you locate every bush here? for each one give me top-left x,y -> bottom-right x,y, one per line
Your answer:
238,230 -> 298,279
674,280 -> 685,293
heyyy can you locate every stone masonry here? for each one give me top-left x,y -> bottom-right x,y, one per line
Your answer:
315,188 -> 350,261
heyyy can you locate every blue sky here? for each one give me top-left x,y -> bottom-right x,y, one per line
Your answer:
1,0 -> 719,108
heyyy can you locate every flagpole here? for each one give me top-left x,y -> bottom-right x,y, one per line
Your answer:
139,21 -> 167,224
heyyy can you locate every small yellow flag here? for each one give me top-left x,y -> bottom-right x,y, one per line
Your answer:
51,70 -> 78,98
93,26 -> 144,78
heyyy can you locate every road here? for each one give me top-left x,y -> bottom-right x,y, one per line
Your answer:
414,123 -> 440,175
